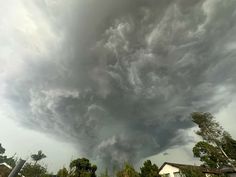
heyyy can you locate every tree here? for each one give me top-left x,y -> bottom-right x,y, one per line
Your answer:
116,163 -> 139,177
221,132 -> 236,161
0,144 -> 5,154
22,150 -> 48,177
0,143 -> 16,167
192,112 -> 223,144
57,167 -> 69,177
193,141 -> 227,168
21,163 -> 48,177
192,112 -> 236,168
1,155 -> 16,167
140,160 -> 159,177
31,150 -> 47,165
70,158 -> 97,177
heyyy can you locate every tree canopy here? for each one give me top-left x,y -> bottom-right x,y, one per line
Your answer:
21,150 -> 49,177
31,150 -> 47,165
193,141 -> 227,168
70,158 -> 97,177
116,163 -> 139,177
57,167 -> 69,177
0,144 -> 5,155
21,163 -> 48,177
192,112 -> 236,168
192,112 -> 223,144
140,160 -> 159,177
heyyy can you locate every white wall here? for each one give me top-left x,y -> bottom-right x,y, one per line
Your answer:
159,164 -> 180,177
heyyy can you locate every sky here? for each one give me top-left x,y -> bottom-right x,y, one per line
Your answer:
1,0 -> 236,173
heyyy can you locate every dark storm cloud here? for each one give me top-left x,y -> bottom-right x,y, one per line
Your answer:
2,0 -> 236,169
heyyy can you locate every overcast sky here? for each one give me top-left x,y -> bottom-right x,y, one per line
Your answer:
1,0 -> 236,173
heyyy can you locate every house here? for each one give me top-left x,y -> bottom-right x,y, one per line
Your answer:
0,163 -> 12,177
158,162 -> 222,177
0,162 -> 26,177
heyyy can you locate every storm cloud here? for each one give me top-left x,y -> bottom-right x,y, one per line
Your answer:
1,0 -> 236,169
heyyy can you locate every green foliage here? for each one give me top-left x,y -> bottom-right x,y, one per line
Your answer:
222,132 -> 236,161
0,155 -> 16,167
57,167 -> 69,177
192,112 -> 236,168
180,167 -> 205,177
58,167 -> 69,177
116,163 -> 139,177
31,150 -> 47,164
192,112 -> 223,144
70,158 -> 97,177
0,144 -> 5,154
0,143 -> 16,167
193,141 -> 227,168
140,160 -> 159,177
21,150 -> 48,177
21,163 -> 48,177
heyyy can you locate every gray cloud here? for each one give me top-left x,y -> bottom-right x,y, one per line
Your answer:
1,0 -> 236,170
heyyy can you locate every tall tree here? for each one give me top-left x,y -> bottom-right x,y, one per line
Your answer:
192,112 -> 236,168
116,163 -> 139,177
57,167 -> 69,177
193,141 -> 228,168
70,158 -> 97,177
140,160 -> 159,177
221,132 -> 236,160
31,150 -> 47,165
192,112 -> 223,144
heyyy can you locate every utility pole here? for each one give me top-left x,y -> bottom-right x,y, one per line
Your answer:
8,159 -> 26,177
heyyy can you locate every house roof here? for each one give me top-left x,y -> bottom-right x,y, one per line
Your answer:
159,162 -> 222,174
0,163 -> 26,177
0,163 -> 12,177
220,167 -> 236,173
0,163 -> 12,170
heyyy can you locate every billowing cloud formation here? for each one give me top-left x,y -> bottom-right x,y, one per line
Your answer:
1,0 -> 236,169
